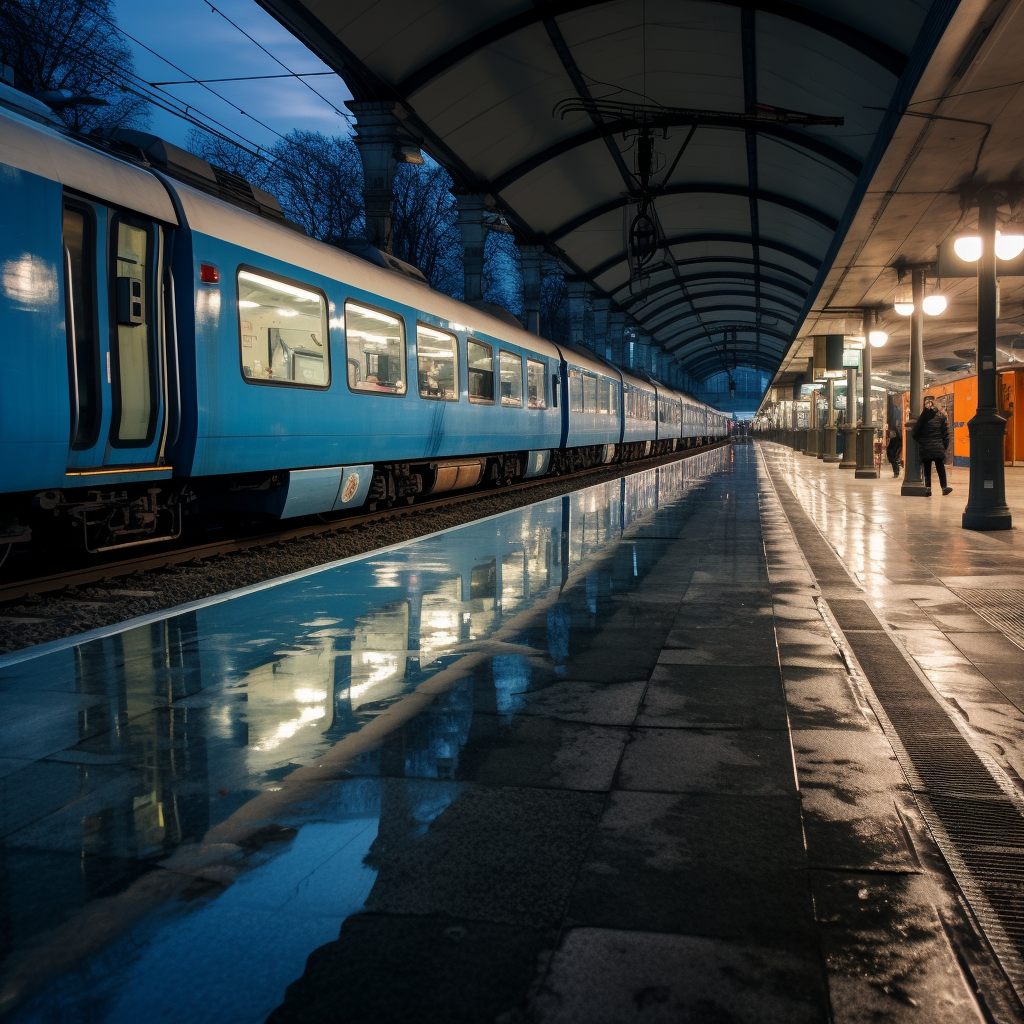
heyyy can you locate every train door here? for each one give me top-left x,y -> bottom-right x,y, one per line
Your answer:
63,197 -> 174,472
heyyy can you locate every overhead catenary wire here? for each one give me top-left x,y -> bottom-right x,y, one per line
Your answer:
203,3 -> 353,123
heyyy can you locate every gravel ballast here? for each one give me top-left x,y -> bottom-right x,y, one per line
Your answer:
0,444 -> 728,656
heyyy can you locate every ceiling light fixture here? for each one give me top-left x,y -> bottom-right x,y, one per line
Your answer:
868,329 -> 888,347
922,293 -> 947,315
996,231 -> 1024,260
954,235 -> 983,262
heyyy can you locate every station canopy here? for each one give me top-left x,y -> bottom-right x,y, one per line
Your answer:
260,0 -> 956,383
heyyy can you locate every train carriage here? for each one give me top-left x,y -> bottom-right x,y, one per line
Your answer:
0,93 -> 730,555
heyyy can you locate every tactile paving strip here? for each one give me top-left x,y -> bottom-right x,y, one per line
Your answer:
951,589 -> 1024,653
764,455 -> 1024,1002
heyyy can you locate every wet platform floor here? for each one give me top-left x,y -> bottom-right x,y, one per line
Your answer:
0,443 -> 1020,1023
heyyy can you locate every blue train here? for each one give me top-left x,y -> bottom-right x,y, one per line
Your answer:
0,89 -> 730,554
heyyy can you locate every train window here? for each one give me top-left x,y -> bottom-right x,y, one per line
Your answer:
610,381 -> 619,416
569,368 -> 583,412
583,373 -> 597,414
344,300 -> 404,395
63,203 -> 101,450
417,324 -> 458,401
597,376 -> 609,415
468,339 -> 494,403
499,351 -> 523,406
111,216 -> 157,444
238,269 -> 330,388
527,359 -> 546,409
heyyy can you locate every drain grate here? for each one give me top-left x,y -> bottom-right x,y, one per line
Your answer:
763,454 -> 1024,1002
951,589 -> 1024,653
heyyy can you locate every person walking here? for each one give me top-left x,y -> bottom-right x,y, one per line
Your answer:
911,396 -> 952,495
885,427 -> 902,478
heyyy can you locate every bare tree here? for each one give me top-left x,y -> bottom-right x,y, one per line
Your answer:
392,161 -> 461,295
0,0 -> 148,132
483,232 -> 523,318
541,272 -> 569,344
189,128 -> 364,244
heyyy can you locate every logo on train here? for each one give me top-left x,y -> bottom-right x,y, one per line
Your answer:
341,472 -> 361,504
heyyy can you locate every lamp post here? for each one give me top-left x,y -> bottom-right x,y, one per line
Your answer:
839,351 -> 858,469
963,192 -> 1012,529
901,267 -> 929,496
855,310 -> 882,477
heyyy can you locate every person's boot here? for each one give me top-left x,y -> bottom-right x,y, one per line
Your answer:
942,486 -> 952,495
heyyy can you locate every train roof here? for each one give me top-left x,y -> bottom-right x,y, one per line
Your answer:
171,180 -> 564,360
0,105 -> 178,224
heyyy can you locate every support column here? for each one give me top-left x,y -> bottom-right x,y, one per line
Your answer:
839,364 -> 858,468
520,244 -> 543,334
805,387 -> 820,457
592,297 -> 611,359
963,193 -> 1012,529
822,378 -> 839,462
347,100 -> 401,252
901,268 -> 929,495
566,280 -> 590,349
455,193 -> 488,304
607,311 -> 626,365
856,310 -> 879,478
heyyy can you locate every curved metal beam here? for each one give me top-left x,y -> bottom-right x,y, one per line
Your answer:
492,122 -> 861,192
598,233 -> 822,280
551,183 -> 837,242
395,0 -> 907,97
643,305 -> 799,336
664,321 -> 792,350
614,266 -> 806,309
638,292 -> 802,328
617,254 -> 815,286
624,269 -> 809,302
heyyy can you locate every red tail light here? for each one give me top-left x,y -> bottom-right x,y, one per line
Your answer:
200,264 -> 219,283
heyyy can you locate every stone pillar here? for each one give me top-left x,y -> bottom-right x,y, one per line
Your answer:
456,193 -> 488,304
856,310 -> 879,478
839,365 -> 858,468
963,193 -> 1012,529
347,100 -> 401,252
592,297 -> 611,359
608,311 -> 626,365
520,244 -> 543,334
822,378 -> 839,462
901,268 -> 929,495
566,280 -> 590,349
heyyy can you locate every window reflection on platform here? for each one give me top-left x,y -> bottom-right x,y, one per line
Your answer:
0,447 -> 731,1022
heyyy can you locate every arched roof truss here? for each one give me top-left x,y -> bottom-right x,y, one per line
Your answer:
260,0 -> 958,381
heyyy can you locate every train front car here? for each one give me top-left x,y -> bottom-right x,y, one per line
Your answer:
0,105 -> 185,553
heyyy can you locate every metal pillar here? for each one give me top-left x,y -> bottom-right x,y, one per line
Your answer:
805,386 -> 820,456
856,310 -> 879,478
901,267 -> 929,495
348,100 -> 400,252
592,297 -> 611,359
566,280 -> 589,349
839,367 -> 858,468
520,244 -> 543,334
607,312 -> 626,365
822,379 -> 839,462
455,194 -> 488,304
963,193 -> 1012,529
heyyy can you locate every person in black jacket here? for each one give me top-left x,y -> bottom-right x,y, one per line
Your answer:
912,396 -> 952,495
885,427 -> 902,478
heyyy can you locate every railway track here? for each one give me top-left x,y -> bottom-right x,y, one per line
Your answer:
0,441 -> 731,606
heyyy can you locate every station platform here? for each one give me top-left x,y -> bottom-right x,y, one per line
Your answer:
1,443 -> 1024,1022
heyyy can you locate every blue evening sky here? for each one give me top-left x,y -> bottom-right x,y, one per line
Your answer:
111,0 -> 353,151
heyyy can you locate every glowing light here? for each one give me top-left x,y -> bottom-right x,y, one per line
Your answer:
922,294 -> 947,316
996,232 -> 1024,260
238,270 -> 320,303
894,301 -> 914,316
868,330 -> 888,347
954,235 -> 982,262
294,688 -> 327,703
237,299 -> 259,309
276,308 -> 299,317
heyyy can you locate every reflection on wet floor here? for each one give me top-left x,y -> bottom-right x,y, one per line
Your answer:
0,449 -> 732,1023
